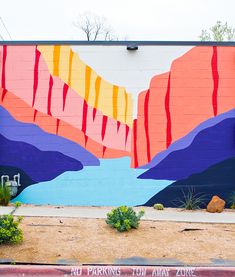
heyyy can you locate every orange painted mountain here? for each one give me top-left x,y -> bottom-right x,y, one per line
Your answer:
0,45 -> 133,158
132,46 -> 235,167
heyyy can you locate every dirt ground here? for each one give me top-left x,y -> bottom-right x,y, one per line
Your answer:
0,216 -> 234,265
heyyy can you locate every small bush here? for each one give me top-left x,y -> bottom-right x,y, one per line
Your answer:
14,201 -> 22,208
106,206 -> 145,232
0,215 -> 23,244
0,184 -> 11,206
10,201 -> 22,216
228,192 -> 235,209
178,188 -> 206,210
154,203 -> 164,210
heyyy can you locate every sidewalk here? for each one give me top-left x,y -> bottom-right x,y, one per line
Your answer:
0,205 -> 234,224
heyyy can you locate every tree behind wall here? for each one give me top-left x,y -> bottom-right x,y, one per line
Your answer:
199,21 -> 235,41
74,12 -> 117,41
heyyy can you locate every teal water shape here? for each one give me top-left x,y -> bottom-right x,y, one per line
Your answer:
13,157 -> 173,206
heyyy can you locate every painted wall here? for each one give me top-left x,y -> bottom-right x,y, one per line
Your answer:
0,44 -> 234,207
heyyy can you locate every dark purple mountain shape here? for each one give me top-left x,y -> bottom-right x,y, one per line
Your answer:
0,106 -> 99,166
0,165 -> 36,194
138,117 -> 235,180
0,134 -> 83,182
140,109 -> 235,169
143,157 -> 235,208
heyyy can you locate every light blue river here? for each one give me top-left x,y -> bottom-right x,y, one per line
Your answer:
13,157 -> 173,206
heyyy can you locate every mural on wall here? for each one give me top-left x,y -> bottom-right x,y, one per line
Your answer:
0,44 -> 234,206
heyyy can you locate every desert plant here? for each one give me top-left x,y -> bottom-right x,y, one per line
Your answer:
0,184 -> 11,206
178,188 -> 206,210
106,206 -> 145,232
154,203 -> 164,210
0,215 -> 23,244
228,192 -> 235,209
10,201 -> 22,215
14,201 -> 22,208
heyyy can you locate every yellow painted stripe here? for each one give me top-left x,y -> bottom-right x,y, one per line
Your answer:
39,45 -> 133,127
94,76 -> 101,109
124,90 -> 128,123
85,66 -> 92,102
53,45 -> 61,76
112,85 -> 119,120
68,49 -> 74,87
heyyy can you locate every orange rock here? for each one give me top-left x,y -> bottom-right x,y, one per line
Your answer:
207,196 -> 225,213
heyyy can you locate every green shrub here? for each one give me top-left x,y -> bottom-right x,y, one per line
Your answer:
0,215 -> 23,244
154,203 -> 164,210
0,184 -> 11,206
14,201 -> 22,208
228,192 -> 235,209
106,206 -> 145,232
178,188 -> 206,210
10,201 -> 22,216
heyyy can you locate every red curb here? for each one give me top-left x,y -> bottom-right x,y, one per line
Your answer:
0,265 -> 235,277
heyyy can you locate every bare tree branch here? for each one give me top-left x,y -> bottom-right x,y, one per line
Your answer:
73,12 -> 117,41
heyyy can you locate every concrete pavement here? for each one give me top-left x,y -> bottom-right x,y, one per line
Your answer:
0,205 -> 234,223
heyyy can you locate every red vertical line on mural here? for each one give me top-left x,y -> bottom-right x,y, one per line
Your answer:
144,90 -> 151,162
85,66 -> 91,103
33,110 -> 38,122
165,73 -> 172,148
53,45 -> 61,76
84,134 -> 88,147
211,46 -> 219,116
117,121 -> 121,132
101,115 -> 108,141
81,100 -> 88,134
102,146 -> 106,158
93,76 -> 101,120
112,85 -> 118,120
83,66 -> 91,137
102,145 -> 106,158
56,119 -> 60,135
133,119 -> 138,168
47,76 -> 53,116
1,88 -> 7,102
124,90 -> 128,124
62,83 -> 69,111
32,47 -> 41,107
92,107 -> 97,122
1,46 -> 7,101
1,45 -> 7,89
125,125 -> 129,147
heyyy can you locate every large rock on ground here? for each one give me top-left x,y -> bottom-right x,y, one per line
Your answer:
207,196 -> 225,213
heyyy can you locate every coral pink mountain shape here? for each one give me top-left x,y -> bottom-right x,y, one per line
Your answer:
0,45 -> 131,158
132,46 -> 235,167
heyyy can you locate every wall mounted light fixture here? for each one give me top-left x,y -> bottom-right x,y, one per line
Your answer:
126,44 -> 138,50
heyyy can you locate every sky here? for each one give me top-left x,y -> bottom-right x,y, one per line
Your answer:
0,0 -> 235,41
